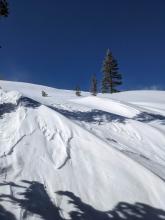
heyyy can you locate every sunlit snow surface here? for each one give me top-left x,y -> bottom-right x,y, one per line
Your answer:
0,80 -> 165,220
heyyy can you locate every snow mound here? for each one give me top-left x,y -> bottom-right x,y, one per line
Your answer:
0,89 -> 22,104
0,80 -> 165,220
71,96 -> 141,118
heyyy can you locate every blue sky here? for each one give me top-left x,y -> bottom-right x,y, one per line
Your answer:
0,0 -> 165,91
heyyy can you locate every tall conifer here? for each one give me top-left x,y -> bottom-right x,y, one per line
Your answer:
102,49 -> 122,93
90,74 -> 97,96
0,0 -> 9,17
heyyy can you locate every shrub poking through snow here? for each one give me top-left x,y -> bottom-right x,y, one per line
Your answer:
75,86 -> 81,96
42,90 -> 48,97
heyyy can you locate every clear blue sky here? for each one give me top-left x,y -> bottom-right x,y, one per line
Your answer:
0,0 -> 165,91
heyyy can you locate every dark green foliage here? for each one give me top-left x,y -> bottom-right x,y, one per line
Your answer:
75,86 -> 81,96
42,90 -> 48,97
0,0 -> 9,48
0,0 -> 9,17
102,49 -> 122,93
90,74 -> 97,96
102,75 -> 109,93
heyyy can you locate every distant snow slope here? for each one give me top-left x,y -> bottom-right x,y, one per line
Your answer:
0,80 -> 165,220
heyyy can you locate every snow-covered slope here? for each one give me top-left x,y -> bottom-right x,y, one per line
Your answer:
0,80 -> 165,220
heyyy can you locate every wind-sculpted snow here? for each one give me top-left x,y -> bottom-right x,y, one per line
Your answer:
0,81 -> 165,219
0,89 -> 22,105
71,96 -> 141,118
0,91 -> 41,157
36,106 -> 74,169
0,92 -> 72,170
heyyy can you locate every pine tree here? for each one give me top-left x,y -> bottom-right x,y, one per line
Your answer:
0,0 -> 9,49
75,86 -> 81,96
0,0 -> 9,17
102,49 -> 122,93
102,74 -> 109,93
90,74 -> 97,96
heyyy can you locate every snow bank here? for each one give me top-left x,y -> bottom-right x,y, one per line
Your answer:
0,80 -> 165,219
71,96 -> 141,118
0,89 -> 22,104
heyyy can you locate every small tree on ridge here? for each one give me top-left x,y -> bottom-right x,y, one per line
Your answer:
75,86 -> 81,96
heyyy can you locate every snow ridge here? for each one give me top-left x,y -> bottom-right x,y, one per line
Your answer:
0,81 -> 165,220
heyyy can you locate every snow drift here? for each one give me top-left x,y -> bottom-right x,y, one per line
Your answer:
0,80 -> 165,220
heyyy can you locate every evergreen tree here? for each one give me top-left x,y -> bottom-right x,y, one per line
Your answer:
90,74 -> 97,96
75,86 -> 81,96
0,0 -> 9,48
102,49 -> 122,93
102,75 -> 109,93
0,0 -> 9,17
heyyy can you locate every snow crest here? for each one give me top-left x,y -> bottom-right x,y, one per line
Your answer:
0,81 -> 165,220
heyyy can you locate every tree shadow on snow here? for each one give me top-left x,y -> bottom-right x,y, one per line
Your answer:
17,97 -> 41,108
48,105 -> 165,125
48,105 -> 126,124
0,180 -> 62,220
57,190 -> 165,220
0,204 -> 16,220
0,200 -> 16,220
0,103 -> 17,118
0,181 -> 165,220
133,112 -> 165,125
0,96 -> 40,118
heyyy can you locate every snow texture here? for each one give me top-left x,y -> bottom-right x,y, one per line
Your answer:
0,80 -> 165,220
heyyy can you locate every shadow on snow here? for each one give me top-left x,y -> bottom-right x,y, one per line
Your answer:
48,105 -> 165,125
0,180 -> 61,220
0,204 -> 16,220
48,105 -> 126,124
0,181 -> 165,219
0,97 -> 41,118
1,95 -> 164,125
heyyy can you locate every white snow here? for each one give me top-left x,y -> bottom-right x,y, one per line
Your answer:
71,96 -> 141,118
0,89 -> 22,104
0,80 -> 165,220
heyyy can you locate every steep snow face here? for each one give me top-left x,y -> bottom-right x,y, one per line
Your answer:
0,81 -> 165,220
